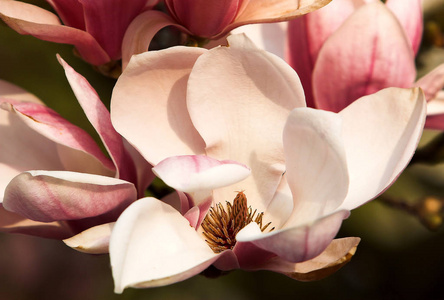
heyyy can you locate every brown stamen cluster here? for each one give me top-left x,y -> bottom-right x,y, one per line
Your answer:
201,191 -> 274,253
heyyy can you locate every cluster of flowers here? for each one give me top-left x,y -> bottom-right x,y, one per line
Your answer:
0,0 -> 442,293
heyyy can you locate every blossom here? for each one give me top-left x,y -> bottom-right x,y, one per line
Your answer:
0,57 -> 152,242
107,34 -> 426,292
120,0 -> 333,68
236,0 -> 444,129
0,0 -> 159,66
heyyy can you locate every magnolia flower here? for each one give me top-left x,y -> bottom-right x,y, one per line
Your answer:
107,34 -> 426,292
0,0 -> 159,66
120,0 -> 333,68
236,0 -> 444,129
0,57 -> 152,241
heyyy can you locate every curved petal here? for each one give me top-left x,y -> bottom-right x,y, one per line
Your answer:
187,33 -> 305,213
0,79 -> 42,103
0,104 -> 62,201
111,46 -> 206,166
232,22 -> 288,60
58,56 -> 137,183
236,210 -> 349,263
110,197 -> 223,293
63,222 -> 115,254
1,100 -> 115,175
0,0 -> 110,65
386,0 -> 423,55
153,155 -> 250,194
337,88 -> 426,210
414,63 -> 444,106
252,237 -> 360,281
222,0 -> 333,38
312,1 -> 416,112
3,171 -> 137,222
121,10 -> 188,69
0,205 -> 73,239
283,108 -> 349,225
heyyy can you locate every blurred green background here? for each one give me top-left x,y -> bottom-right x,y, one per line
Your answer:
1,1 -> 444,299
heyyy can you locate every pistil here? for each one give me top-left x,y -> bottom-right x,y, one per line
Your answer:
201,191 -> 274,253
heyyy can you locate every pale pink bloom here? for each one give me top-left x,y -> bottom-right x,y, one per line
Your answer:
120,0 -> 333,68
0,0 -> 159,65
106,34 -> 425,292
237,0 -> 444,129
0,57 -> 152,240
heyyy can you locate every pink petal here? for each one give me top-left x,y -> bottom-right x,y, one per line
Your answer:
236,210 -> 349,263
166,0 -> 243,38
0,205 -> 73,239
110,197 -> 225,292
425,111 -> 444,130
3,171 -> 137,222
46,0 -> 85,29
223,0 -> 334,38
287,0 -> 366,107
338,88 -> 426,210
414,63 -> 444,105
312,1 -> 416,112
63,222 -> 115,254
283,108 -> 350,225
111,46 -> 206,165
121,10 -> 188,69
0,1 -> 110,65
153,155 -> 250,194
386,0 -> 423,55
187,33 -> 305,213
1,100 -> 115,174
252,237 -> 360,281
58,56 -> 138,184
0,79 -> 42,103
79,0 -> 148,60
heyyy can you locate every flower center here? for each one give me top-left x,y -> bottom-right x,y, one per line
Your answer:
201,191 -> 274,253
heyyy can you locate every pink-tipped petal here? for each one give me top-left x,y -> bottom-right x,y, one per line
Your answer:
0,80 -> 42,103
283,108 -> 350,225
110,197 -> 223,292
0,104 -> 63,200
414,63 -> 444,105
121,10 -> 188,69
153,155 -> 250,194
63,222 -> 115,254
223,0 -> 333,37
252,237 -> 360,281
338,88 -> 426,210
313,1 -> 416,112
111,46 -> 206,165
1,100 -> 115,175
58,56 -> 137,183
187,33 -> 305,213
386,0 -> 423,55
0,0 -> 110,65
3,171 -> 137,222
236,210 -> 349,263
0,205 -> 73,239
